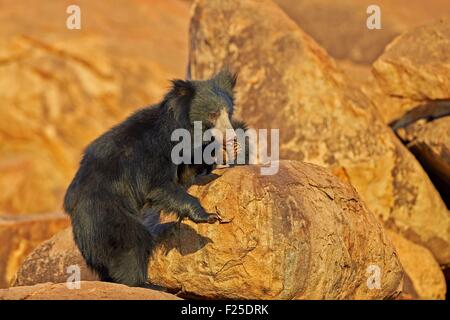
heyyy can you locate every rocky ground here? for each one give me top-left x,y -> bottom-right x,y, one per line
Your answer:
0,0 -> 449,300
0,281 -> 180,300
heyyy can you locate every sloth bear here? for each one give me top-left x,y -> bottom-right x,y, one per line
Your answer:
63,70 -> 246,287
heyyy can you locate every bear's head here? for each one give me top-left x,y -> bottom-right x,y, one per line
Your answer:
169,69 -> 238,148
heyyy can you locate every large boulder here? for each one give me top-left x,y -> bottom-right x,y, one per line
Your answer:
373,17 -> 450,101
386,230 -> 446,300
149,161 -> 403,299
0,213 -> 70,288
336,61 -> 418,125
14,162 -> 403,299
274,0 -> 450,64
0,281 -> 180,300
0,0 -> 190,215
341,18 -> 450,125
370,17 -> 450,127
12,228 -> 98,287
188,0 -> 450,265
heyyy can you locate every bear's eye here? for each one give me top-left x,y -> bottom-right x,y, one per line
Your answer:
208,111 -> 220,121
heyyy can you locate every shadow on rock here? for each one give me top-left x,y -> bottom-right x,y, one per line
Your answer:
143,209 -> 213,257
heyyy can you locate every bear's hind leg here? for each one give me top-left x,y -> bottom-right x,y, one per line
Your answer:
108,243 -> 152,287
84,210 -> 155,287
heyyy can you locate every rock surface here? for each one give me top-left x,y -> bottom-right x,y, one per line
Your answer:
373,17 -> 450,101
12,228 -> 98,287
386,230 -> 446,300
337,60 -> 418,125
274,0 -> 450,64
149,161 -> 403,299
340,17 -> 450,125
0,213 -> 70,288
188,0 -> 450,265
396,117 -> 450,206
0,0 -> 190,215
336,18 -> 450,127
397,117 -> 450,182
0,281 -> 180,300
15,162 -> 404,299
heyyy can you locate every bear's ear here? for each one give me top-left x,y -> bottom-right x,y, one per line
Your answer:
171,79 -> 195,99
213,69 -> 237,93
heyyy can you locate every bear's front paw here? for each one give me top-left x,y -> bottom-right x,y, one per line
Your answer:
206,213 -> 220,224
208,211 -> 233,224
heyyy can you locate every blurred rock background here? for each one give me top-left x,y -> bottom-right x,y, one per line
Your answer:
0,0 -> 190,215
0,0 -> 449,299
0,0 -> 191,288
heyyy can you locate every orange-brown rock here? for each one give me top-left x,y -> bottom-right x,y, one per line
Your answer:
369,17 -> 450,125
336,18 -> 450,128
188,0 -> 450,265
373,17 -> 450,101
0,0 -> 190,215
0,281 -> 180,300
274,4 -> 450,125
148,161 -> 403,299
12,228 -> 98,287
396,117 -> 450,205
397,117 -> 450,181
336,60 -> 418,125
274,0 -> 450,64
386,230 -> 446,300
14,162 -> 403,299
0,213 -> 70,288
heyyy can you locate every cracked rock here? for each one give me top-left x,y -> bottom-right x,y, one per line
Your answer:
13,162 -> 402,299
148,161 -> 402,299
